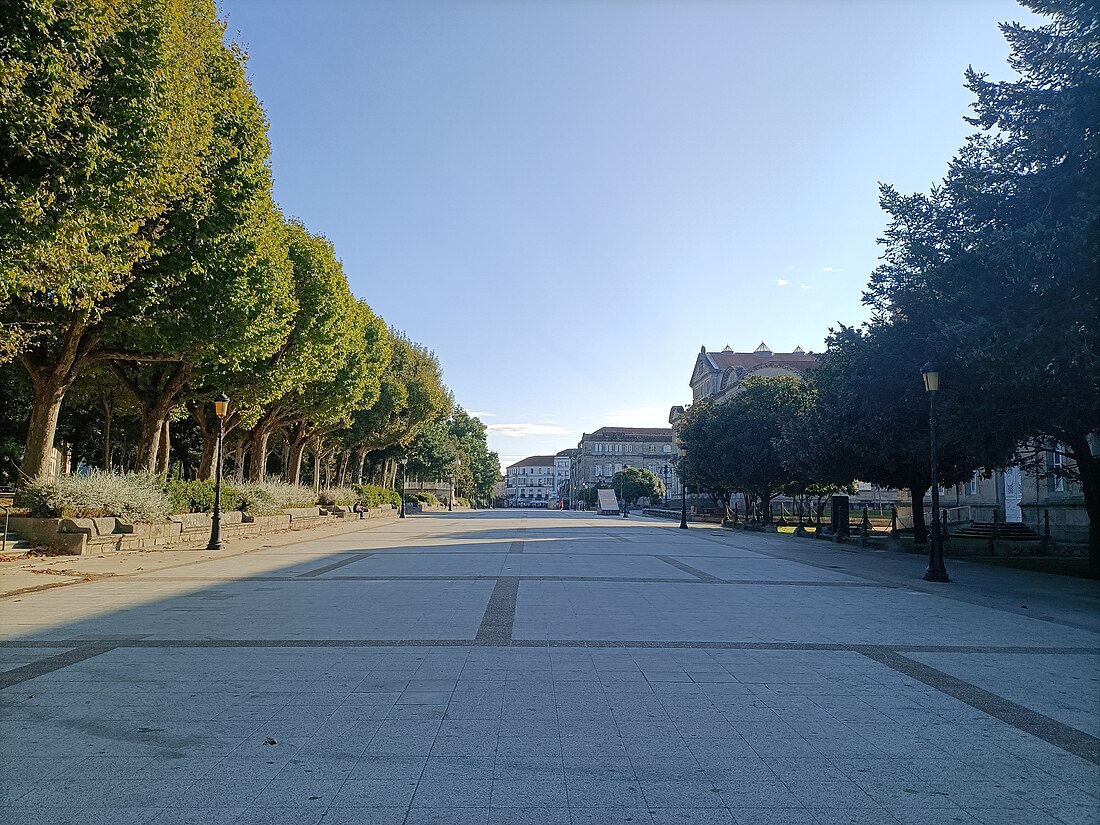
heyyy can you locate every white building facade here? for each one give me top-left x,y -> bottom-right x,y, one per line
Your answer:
505,456 -> 558,504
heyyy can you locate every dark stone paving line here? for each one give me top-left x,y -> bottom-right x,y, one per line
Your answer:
654,555 -> 722,582
474,576 -> 520,645
94,574 -> 884,587
508,540 -> 524,554
295,553 -> 375,578
0,644 -> 117,689
5,639 -> 1095,655
860,647 -> 1100,765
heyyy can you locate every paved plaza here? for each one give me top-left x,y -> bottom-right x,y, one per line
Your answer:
1,510 -> 1098,825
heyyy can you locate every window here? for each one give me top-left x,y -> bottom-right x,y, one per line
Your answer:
967,474 -> 977,495
615,443 -> 622,454
1053,447 -> 1065,492
662,444 -> 672,453
625,444 -> 632,453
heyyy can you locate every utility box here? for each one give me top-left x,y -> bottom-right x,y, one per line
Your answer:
830,495 -> 850,540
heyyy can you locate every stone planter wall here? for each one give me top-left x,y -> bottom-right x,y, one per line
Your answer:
7,505 -> 398,556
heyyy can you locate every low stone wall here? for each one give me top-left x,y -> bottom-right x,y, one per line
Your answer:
7,505 -> 398,556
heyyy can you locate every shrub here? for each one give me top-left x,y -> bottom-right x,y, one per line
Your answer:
16,471 -> 173,522
166,479 -> 244,514
413,492 -> 438,505
234,484 -> 278,515
235,479 -> 317,514
354,484 -> 401,509
318,486 -> 358,506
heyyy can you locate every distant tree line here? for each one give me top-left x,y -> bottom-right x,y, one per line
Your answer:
0,0 -> 497,503
677,1 -> 1098,575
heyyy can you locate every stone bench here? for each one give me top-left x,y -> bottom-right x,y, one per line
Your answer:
285,506 -> 335,530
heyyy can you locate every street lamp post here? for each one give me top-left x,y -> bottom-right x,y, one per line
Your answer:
399,457 -> 408,519
921,363 -> 950,582
678,449 -> 688,530
661,464 -> 670,506
206,393 -> 229,552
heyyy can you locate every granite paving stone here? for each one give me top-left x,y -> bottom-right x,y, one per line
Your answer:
1,510 -> 1097,824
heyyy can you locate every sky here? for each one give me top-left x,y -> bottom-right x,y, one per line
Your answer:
218,0 -> 1035,472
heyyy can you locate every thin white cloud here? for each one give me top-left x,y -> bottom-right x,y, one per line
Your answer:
467,410 -> 496,418
800,283 -> 821,290
821,266 -> 839,273
776,279 -> 789,287
486,422 -> 574,438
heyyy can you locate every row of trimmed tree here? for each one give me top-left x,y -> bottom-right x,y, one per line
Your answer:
0,0 -> 497,502
679,0 -> 1098,574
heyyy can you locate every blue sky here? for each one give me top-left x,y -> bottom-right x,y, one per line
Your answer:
219,0 -> 1035,471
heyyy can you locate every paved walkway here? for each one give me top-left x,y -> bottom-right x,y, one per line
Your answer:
1,510 -> 1098,825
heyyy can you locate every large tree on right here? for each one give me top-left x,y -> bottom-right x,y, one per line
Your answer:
865,1 -> 1100,575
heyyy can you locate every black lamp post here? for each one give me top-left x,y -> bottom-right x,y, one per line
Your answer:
206,393 -> 229,551
661,464 -> 670,506
678,448 -> 688,530
921,363 -> 950,582
399,457 -> 408,518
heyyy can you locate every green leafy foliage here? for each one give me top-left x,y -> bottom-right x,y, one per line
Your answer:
859,0 -> 1099,566
354,484 -> 401,509
17,471 -> 173,522
318,486 -> 359,506
233,480 -> 317,513
611,466 -> 664,506
678,377 -> 816,521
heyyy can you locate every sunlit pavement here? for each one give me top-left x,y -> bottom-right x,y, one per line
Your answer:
1,510 -> 1098,825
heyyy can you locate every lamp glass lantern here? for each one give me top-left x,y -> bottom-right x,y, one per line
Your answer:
921,362 -> 940,393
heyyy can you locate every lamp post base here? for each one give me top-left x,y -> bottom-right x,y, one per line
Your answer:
922,568 -> 951,583
206,541 -> 223,552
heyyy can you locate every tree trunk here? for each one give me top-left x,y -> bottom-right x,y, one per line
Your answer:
233,440 -> 246,483
312,443 -> 322,494
1066,436 -> 1099,579
247,424 -> 273,483
16,317 -> 100,483
20,375 -> 70,482
286,426 -> 308,486
156,418 -> 171,475
191,403 -> 217,480
336,451 -> 351,487
101,397 -> 113,471
169,420 -> 193,480
108,361 -> 190,474
762,493 -> 774,525
354,448 -> 368,485
911,484 -> 930,544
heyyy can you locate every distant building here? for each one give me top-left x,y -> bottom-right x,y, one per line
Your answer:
670,342 -> 819,515
689,342 -> 818,403
571,427 -> 681,501
505,456 -> 557,504
555,449 -> 576,504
